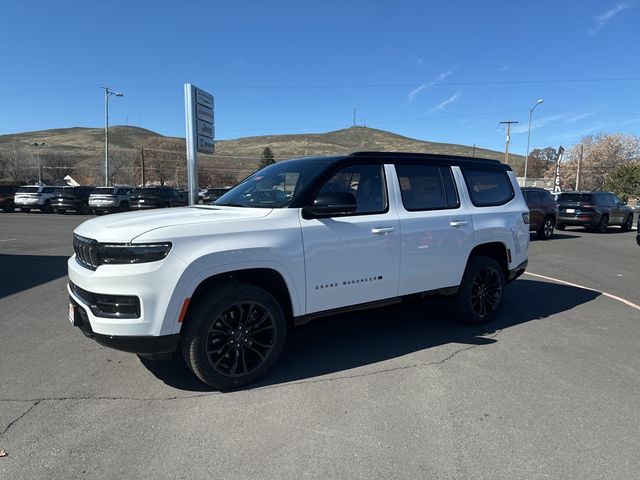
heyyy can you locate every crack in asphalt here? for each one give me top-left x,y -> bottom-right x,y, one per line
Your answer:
0,331 -> 502,437
0,400 -> 42,437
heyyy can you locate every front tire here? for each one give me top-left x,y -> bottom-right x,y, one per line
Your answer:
2,201 -> 14,213
41,200 -> 51,213
621,214 -> 633,232
537,216 -> 555,240
453,256 -> 505,325
181,283 -> 287,390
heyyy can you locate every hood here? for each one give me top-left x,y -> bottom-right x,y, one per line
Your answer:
74,206 -> 273,243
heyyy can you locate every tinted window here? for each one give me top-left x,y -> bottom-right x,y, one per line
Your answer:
53,187 -> 74,194
461,168 -> 514,207
539,190 -> 554,203
557,193 -> 593,203
93,187 -> 114,195
41,187 -> 56,194
18,187 -> 39,193
317,164 -> 387,214
395,165 -> 459,211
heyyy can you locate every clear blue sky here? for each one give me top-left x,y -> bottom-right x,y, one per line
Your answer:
1,0 -> 639,155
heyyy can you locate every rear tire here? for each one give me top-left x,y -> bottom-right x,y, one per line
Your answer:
453,256 -> 505,325
41,200 -> 51,213
181,283 -> 287,390
2,201 -> 14,213
621,214 -> 633,232
536,216 -> 555,240
596,214 -> 609,233
21,208 -> 30,213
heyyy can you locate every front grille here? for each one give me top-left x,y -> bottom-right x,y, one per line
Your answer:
73,234 -> 99,270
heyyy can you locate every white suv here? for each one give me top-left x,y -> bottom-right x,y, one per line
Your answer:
14,185 -> 56,213
68,152 -> 529,389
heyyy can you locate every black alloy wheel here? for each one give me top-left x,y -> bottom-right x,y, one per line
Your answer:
41,200 -> 51,213
596,214 -> 609,233
537,216 -> 555,240
621,214 -> 633,232
182,283 -> 287,390
2,200 -> 14,213
454,256 -> 505,325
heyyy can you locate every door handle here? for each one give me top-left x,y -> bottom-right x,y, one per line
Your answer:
450,220 -> 468,228
371,227 -> 395,234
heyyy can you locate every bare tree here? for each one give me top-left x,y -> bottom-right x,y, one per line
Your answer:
143,138 -> 186,186
548,134 -> 640,191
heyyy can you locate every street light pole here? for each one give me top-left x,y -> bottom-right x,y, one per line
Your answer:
524,99 -> 544,186
101,87 -> 124,187
32,142 -> 45,184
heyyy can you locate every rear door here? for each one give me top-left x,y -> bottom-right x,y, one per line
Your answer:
393,163 -> 473,294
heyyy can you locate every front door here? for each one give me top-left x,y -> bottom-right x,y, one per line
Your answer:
301,163 -> 400,314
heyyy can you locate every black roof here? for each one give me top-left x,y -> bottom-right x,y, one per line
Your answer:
284,151 -> 510,171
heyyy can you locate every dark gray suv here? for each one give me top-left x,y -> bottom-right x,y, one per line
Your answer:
522,187 -> 558,240
556,191 -> 634,233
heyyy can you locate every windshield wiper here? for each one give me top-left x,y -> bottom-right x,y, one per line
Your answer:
215,202 -> 247,207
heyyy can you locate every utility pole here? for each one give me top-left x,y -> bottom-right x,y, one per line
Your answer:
472,144 -> 476,157
575,144 -> 583,191
353,106 -> 356,127
499,121 -> 519,165
140,147 -> 146,186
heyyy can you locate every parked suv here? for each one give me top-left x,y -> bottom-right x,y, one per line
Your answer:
14,185 -> 56,213
51,186 -> 95,214
130,187 -> 188,209
556,191 -> 634,233
89,186 -> 133,214
0,185 -> 19,212
522,187 -> 558,240
201,187 -> 231,204
68,152 -> 529,389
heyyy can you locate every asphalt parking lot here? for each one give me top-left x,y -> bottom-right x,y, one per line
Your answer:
1,212 -> 639,479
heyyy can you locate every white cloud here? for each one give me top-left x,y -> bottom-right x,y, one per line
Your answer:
589,3 -> 632,35
408,68 -> 455,102
512,114 -> 566,134
428,92 -> 462,112
565,113 -> 595,124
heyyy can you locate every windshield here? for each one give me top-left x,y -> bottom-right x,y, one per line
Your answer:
53,187 -> 74,194
557,193 -> 593,203
93,187 -> 114,194
17,186 -> 39,193
215,159 -> 328,208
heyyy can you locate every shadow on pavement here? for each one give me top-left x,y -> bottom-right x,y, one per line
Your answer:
530,233 -> 581,241
0,254 -> 69,299
141,278 -> 599,392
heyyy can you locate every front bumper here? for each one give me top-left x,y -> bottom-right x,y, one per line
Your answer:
53,200 -> 81,210
69,296 -> 178,354
67,251 -> 187,338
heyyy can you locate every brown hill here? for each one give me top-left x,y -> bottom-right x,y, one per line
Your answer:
0,126 -> 523,185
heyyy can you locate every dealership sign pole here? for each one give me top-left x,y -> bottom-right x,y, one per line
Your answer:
184,84 -> 215,205
554,146 -> 564,193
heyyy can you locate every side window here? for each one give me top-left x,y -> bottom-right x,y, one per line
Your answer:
611,194 -> 622,205
461,168 -> 514,207
395,165 -> 459,211
317,164 -> 387,215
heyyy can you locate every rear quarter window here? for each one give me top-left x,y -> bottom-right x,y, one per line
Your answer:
461,168 -> 514,207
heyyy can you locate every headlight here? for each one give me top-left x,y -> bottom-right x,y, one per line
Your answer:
98,243 -> 172,265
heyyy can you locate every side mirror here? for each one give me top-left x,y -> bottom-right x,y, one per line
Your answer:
302,191 -> 357,219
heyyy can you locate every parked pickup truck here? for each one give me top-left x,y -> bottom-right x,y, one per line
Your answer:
67,152 -> 530,389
